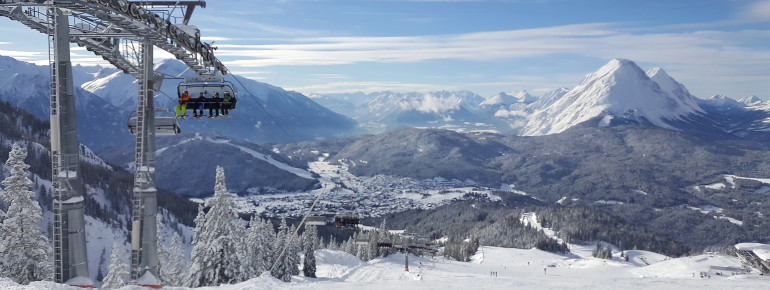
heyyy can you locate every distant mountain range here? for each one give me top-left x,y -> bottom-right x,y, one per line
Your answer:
0,55 -> 358,151
3,54 -> 768,151
312,59 -> 769,141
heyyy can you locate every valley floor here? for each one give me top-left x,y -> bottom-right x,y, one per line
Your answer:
3,246 -> 767,289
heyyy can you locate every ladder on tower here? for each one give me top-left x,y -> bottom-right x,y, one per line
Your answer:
130,43 -> 148,280
47,8 -> 65,284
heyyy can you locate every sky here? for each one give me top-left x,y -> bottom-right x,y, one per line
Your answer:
1,0 -> 769,99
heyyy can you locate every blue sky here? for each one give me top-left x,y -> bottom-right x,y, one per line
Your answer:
1,0 -> 769,99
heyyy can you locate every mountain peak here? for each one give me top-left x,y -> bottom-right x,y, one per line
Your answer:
739,95 -> 763,106
580,59 -> 650,90
523,59 -> 703,136
699,94 -> 746,110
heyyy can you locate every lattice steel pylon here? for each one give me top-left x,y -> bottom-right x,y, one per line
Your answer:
0,0 -> 227,286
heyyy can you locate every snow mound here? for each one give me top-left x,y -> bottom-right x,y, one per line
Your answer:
315,249 -> 365,268
622,250 -> 670,267
523,59 -> 703,135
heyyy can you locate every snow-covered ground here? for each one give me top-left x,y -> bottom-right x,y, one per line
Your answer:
2,246 -> 765,289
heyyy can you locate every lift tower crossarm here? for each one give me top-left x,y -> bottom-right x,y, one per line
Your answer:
0,0 -> 227,76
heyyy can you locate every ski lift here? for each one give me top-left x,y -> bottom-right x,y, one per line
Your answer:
127,108 -> 180,136
354,231 -> 370,245
304,216 -> 326,226
377,242 -> 393,248
177,75 -> 238,113
334,212 -> 359,229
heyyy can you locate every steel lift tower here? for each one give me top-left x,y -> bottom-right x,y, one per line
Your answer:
0,0 -> 226,286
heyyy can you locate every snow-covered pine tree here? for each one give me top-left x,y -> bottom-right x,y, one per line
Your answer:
185,204 -> 207,287
0,144 -> 53,283
102,243 -> 129,289
258,218 -> 275,275
367,229 -> 381,260
271,218 -> 292,282
156,213 -> 168,284
302,225 -> 318,278
327,236 -> 338,251
161,232 -> 186,286
245,216 -> 275,277
376,219 -> 392,257
356,240 -> 367,261
186,166 -> 246,286
287,225 -> 301,276
0,186 -> 6,276
244,216 -> 260,277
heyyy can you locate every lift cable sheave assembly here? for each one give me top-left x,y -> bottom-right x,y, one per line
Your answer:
0,0 -> 227,287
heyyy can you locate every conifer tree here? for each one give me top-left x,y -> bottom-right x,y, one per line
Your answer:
302,225 -> 318,278
156,213 -> 168,284
0,144 -> 53,283
102,243 -> 129,289
287,225 -> 301,276
246,217 -> 275,277
327,236 -> 338,251
185,204 -> 206,287
186,166 -> 246,287
271,218 -> 294,282
161,232 -> 186,286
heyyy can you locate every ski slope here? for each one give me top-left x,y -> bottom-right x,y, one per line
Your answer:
1,246 -> 766,289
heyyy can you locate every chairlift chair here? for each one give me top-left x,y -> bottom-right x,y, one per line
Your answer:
177,75 -> 238,113
355,232 -> 370,245
304,216 -> 326,226
127,108 -> 180,136
334,212 -> 359,229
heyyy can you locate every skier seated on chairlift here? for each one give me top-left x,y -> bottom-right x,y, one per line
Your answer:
222,92 -> 232,117
209,92 -> 221,118
175,90 -> 191,118
194,92 -> 206,118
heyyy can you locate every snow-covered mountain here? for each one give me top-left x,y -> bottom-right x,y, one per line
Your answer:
646,67 -> 704,114
313,90 -> 493,134
739,95 -> 764,106
522,59 -> 705,136
699,95 -> 747,110
0,55 -> 134,150
0,55 -> 358,150
100,133 -> 318,197
479,90 -> 537,107
81,58 -> 358,145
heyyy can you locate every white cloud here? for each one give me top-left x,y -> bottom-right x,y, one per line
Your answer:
494,109 -> 528,118
216,22 -> 769,97
216,23 -> 769,74
739,0 -> 770,22
217,23 -> 616,67
413,93 -> 461,114
0,49 -> 43,62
